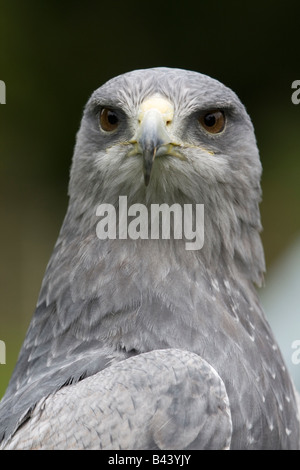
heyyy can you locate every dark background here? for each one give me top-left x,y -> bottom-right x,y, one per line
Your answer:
0,1 -> 300,397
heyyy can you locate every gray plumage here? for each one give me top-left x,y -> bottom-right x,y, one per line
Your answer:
2,350 -> 232,450
0,68 -> 299,449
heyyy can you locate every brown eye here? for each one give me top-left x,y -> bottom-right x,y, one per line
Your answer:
99,108 -> 119,132
199,110 -> 225,134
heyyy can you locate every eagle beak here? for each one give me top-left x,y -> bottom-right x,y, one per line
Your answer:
138,108 -> 172,186
130,95 -> 176,186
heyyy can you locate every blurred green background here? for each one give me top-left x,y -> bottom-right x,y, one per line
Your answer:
0,1 -> 300,398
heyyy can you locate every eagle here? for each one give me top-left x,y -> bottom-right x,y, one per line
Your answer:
0,68 -> 299,449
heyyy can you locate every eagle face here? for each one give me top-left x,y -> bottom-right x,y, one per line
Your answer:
72,69 -> 260,200
69,67 -> 264,285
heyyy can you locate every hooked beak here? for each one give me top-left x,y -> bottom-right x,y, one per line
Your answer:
129,95 -> 181,186
138,108 -> 172,186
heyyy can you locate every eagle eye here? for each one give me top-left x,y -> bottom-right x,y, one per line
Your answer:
199,110 -> 225,134
99,108 -> 120,132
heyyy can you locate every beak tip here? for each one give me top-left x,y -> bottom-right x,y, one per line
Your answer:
143,149 -> 155,187
144,173 -> 150,186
